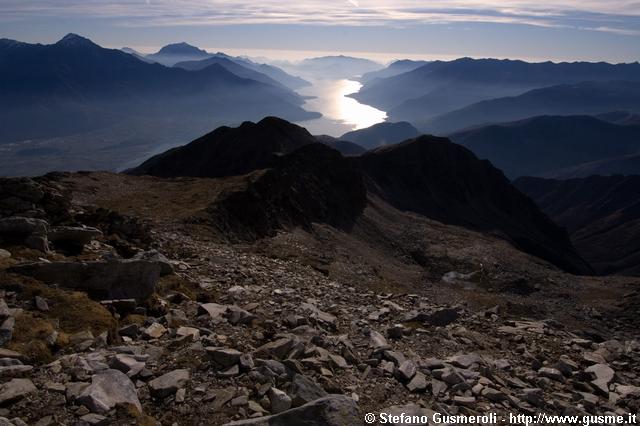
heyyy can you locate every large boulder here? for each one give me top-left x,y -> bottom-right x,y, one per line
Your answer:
223,395 -> 361,426
0,217 -> 49,252
289,374 -> 328,407
148,369 -> 190,398
0,378 -> 37,405
132,250 -> 173,275
0,178 -> 45,214
48,225 -> 102,251
0,177 -> 70,222
9,256 -> 161,302
77,369 -> 141,414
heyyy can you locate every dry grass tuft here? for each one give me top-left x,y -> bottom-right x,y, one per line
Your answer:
0,272 -> 117,352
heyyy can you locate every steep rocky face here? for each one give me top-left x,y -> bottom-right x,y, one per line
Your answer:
359,136 -> 592,274
515,175 -> 640,276
208,143 -> 367,239
129,117 -> 318,178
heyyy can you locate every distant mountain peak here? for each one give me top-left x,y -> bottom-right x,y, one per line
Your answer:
128,117 -> 318,179
256,116 -> 301,127
56,33 -> 97,47
156,42 -> 208,56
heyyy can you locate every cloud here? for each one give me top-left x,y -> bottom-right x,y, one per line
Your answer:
1,0 -> 639,36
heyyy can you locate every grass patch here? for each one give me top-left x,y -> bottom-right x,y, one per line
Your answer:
122,314 -> 146,325
7,311 -> 57,363
1,271 -> 117,336
156,274 -> 203,301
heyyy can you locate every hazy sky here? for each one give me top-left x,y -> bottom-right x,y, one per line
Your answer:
2,0 -> 640,62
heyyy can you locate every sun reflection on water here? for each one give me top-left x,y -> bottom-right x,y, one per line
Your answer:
296,79 -> 387,136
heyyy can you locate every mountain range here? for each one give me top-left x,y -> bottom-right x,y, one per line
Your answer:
170,50 -> 310,90
423,81 -> 640,135
0,34 -> 322,176
351,58 -> 640,130
173,56 -> 291,90
359,59 -> 429,84
129,117 -> 590,274
515,175 -> 640,276
449,115 -> 640,178
0,34 -> 318,143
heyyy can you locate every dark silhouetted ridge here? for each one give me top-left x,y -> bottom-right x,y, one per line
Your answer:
359,135 -> 592,274
128,117 -> 318,178
129,117 -> 591,274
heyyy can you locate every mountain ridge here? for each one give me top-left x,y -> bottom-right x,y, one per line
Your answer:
129,117 -> 318,178
449,114 -> 640,178
515,175 -> 640,276
424,81 -> 640,135
129,117 -> 591,274
340,122 -> 421,150
0,35 -> 318,144
352,58 -> 640,124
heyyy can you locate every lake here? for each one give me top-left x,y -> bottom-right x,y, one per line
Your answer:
295,79 -> 387,137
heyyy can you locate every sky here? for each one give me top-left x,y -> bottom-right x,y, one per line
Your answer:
1,1 -> 640,63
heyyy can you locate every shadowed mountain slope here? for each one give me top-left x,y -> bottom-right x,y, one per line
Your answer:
130,118 -> 591,274
422,81 -> 640,135
341,122 -> 421,150
359,59 -> 429,84
515,175 -> 640,276
314,135 -> 367,156
359,136 -> 592,274
449,115 -> 640,178
174,56 -> 290,90
209,143 -> 367,239
175,53 -> 310,90
128,117 -> 318,178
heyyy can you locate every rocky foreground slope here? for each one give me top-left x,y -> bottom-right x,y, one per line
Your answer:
0,170 -> 639,425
